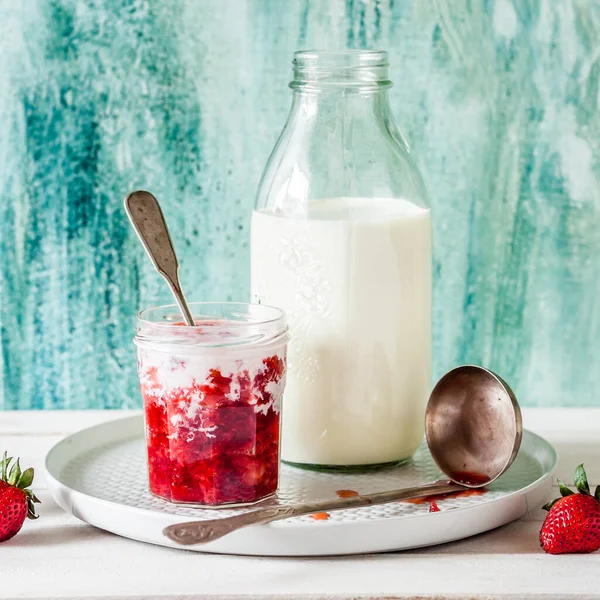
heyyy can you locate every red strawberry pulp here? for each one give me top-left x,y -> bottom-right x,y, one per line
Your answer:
403,488 -> 486,505
449,470 -> 490,487
310,512 -> 330,521
138,326 -> 286,506
336,489 -> 359,498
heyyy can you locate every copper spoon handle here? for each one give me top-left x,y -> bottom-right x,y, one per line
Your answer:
124,190 -> 194,326
163,480 -> 463,546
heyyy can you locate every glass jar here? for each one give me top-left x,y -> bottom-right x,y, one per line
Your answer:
134,302 -> 288,506
251,50 -> 431,471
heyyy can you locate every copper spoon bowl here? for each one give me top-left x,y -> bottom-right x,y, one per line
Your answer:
427,365 -> 523,488
163,365 -> 523,546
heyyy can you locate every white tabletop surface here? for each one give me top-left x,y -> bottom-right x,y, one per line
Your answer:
2,408 -> 600,600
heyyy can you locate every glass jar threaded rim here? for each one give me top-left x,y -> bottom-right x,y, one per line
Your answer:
291,50 -> 392,90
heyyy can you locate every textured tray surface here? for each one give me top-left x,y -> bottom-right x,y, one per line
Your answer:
56,418 -> 547,526
45,415 -> 556,555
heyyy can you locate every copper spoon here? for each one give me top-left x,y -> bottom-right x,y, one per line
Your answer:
124,190 -> 194,326
163,365 -> 522,546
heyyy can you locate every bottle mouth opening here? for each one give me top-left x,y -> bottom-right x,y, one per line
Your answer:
291,50 -> 391,90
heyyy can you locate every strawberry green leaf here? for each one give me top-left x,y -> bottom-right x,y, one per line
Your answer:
557,479 -> 574,497
8,458 -> 21,486
1,453 -> 12,482
17,467 -> 34,489
543,498 -> 560,511
24,489 -> 41,503
595,485 -> 600,502
26,498 -> 39,519
574,464 -> 590,495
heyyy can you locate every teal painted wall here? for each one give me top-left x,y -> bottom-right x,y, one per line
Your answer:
1,1 -> 599,409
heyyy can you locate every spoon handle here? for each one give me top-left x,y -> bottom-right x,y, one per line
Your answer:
163,480 -> 463,546
124,190 -> 194,326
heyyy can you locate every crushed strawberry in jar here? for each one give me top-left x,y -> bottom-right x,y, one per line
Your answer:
139,350 -> 286,506
135,303 -> 289,507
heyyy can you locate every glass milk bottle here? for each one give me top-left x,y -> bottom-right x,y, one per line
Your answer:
251,50 -> 431,471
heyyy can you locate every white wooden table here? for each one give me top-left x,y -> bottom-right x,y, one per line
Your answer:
2,408 -> 600,599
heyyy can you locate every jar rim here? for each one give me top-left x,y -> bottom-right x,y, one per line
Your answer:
137,301 -> 285,328
134,302 -> 288,350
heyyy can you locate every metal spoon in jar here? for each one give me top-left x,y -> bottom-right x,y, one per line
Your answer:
124,190 -> 195,326
163,365 -> 523,546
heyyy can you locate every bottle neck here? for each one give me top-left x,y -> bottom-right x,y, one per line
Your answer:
288,50 -> 394,131
288,87 -> 394,131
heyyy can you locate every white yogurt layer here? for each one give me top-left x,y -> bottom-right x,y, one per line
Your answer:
138,348 -> 286,418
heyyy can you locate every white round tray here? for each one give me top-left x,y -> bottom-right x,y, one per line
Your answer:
45,415 -> 556,556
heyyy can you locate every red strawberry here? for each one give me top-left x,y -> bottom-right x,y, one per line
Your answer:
0,452 -> 40,542
540,464 -> 600,554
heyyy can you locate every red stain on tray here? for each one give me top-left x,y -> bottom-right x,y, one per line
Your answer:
403,488 -> 486,505
428,500 -> 441,513
336,489 -> 359,498
310,512 -> 331,521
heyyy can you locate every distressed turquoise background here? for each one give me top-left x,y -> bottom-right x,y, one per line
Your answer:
1,0 -> 599,410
